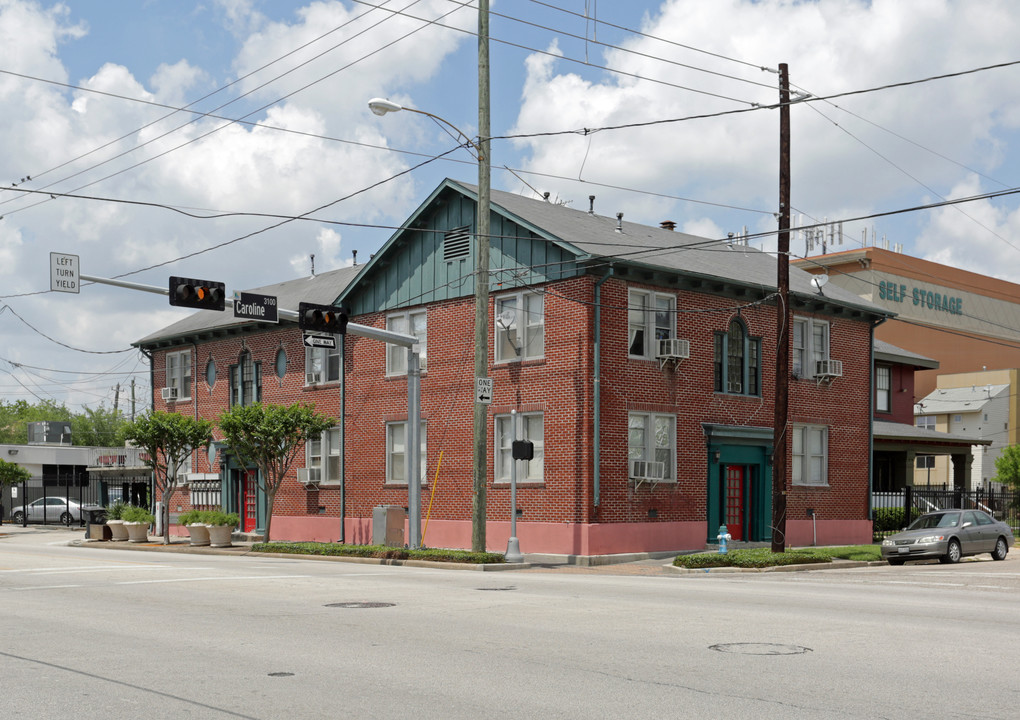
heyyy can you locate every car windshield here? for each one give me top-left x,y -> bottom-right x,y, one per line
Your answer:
908,512 -> 960,530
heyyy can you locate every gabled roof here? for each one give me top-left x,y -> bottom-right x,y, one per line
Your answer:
916,384 -> 1010,415
874,339 -> 939,369
134,265 -> 360,348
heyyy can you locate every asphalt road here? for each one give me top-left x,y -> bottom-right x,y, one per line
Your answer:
2,526 -> 1018,719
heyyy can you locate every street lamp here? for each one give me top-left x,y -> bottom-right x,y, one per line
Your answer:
368,92 -> 492,553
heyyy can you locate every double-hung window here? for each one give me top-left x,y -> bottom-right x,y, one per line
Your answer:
495,292 -> 544,362
495,412 -> 544,482
305,427 -> 341,483
792,425 -> 828,486
627,412 -> 675,481
305,338 -> 341,384
875,365 -> 891,413
229,352 -> 261,407
386,421 -> 427,485
916,415 -> 936,431
628,289 -> 675,358
713,319 -> 761,395
386,310 -> 427,375
793,317 -> 830,378
165,350 -> 192,400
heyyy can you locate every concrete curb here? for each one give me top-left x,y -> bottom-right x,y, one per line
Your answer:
74,538 -> 528,571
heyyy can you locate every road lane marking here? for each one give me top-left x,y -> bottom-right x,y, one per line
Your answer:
115,574 -> 311,585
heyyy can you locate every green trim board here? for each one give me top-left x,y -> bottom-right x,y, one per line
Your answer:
703,424 -> 773,543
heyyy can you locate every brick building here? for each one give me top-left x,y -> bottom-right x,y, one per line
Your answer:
137,179 -> 890,556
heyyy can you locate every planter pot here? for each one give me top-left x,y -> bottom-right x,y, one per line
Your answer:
89,523 -> 112,541
207,525 -> 233,548
107,519 -> 129,542
124,521 -> 149,543
185,523 -> 210,547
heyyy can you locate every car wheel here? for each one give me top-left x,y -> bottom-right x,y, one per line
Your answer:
887,558 -> 905,566
59,512 -> 74,525
992,537 -> 1009,561
12,511 -> 24,524
940,539 -> 962,564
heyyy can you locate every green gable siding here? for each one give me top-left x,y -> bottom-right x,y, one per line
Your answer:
343,184 -> 580,315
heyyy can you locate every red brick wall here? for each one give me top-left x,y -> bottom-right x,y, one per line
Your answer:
149,272 -> 875,546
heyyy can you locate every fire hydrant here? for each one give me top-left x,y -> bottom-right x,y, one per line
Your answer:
717,524 -> 732,554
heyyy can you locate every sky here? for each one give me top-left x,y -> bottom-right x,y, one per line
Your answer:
0,0 -> 1018,417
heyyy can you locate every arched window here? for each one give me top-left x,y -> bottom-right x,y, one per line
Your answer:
713,318 -> 761,396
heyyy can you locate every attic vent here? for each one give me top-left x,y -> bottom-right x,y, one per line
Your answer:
444,226 -> 471,262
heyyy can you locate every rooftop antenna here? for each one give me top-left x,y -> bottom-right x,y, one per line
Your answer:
310,253 -> 316,277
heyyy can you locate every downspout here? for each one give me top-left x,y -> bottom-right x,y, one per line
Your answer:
593,265 -> 614,509
869,317 -> 887,521
339,334 -> 346,544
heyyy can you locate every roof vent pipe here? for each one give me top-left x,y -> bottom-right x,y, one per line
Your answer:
310,253 -> 316,277
615,213 -> 624,233
352,249 -> 358,266
589,195 -> 596,214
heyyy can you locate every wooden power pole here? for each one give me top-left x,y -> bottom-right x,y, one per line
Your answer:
772,63 -> 791,554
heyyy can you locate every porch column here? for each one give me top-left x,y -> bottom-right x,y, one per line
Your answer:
903,450 -> 916,488
951,452 -> 973,492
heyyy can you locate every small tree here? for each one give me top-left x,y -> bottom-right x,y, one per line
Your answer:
0,458 -> 31,526
992,445 -> 1020,491
123,411 -> 213,545
217,402 -> 335,543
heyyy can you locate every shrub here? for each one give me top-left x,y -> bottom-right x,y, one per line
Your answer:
121,505 -> 155,524
204,510 -> 239,527
106,500 -> 127,521
873,507 -> 922,533
251,542 -> 505,564
178,510 -> 205,526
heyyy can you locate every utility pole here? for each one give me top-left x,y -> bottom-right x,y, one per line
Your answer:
113,382 -> 121,415
772,63 -> 791,554
130,378 -> 136,421
471,0 -> 491,553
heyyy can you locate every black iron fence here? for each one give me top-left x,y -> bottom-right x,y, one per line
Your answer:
872,487 -> 1020,541
1,477 -> 105,527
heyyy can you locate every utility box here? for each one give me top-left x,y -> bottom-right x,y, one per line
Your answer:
372,505 -> 405,547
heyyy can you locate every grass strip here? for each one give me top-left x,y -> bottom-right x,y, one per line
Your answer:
252,541 -> 505,564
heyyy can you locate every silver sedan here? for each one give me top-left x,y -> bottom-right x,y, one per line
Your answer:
881,509 -> 1015,565
10,497 -> 105,525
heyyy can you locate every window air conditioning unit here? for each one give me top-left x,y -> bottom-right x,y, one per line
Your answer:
629,459 -> 665,489
814,359 -> 843,385
305,372 -> 322,385
297,468 -> 321,486
161,387 -> 178,401
657,338 -> 690,369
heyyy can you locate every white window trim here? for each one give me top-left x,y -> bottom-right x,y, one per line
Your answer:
305,337 -> 341,385
627,412 -> 676,482
165,350 -> 192,400
495,292 -> 545,363
628,289 -> 675,359
305,426 -> 342,485
793,316 -> 830,378
792,424 -> 828,487
385,421 -> 428,485
876,365 -> 891,413
386,310 -> 428,376
916,415 -> 936,431
494,412 -> 545,483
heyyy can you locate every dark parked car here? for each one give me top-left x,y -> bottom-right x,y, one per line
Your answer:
881,509 -> 1015,565
10,497 -> 105,525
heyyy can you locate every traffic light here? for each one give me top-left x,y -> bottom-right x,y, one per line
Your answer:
169,276 -> 225,311
299,302 -> 348,334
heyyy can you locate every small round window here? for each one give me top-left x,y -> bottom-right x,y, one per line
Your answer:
205,358 -> 216,387
275,348 -> 287,379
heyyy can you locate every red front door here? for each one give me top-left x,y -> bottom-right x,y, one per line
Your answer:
725,465 -> 745,541
242,471 -> 258,533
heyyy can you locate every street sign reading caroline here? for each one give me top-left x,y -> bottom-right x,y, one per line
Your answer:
233,291 -> 279,323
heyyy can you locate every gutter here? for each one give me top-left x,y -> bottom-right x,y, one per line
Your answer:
593,266 -> 613,509
869,317 -> 887,520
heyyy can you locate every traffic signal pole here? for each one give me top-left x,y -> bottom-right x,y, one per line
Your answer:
76,272 -> 424,548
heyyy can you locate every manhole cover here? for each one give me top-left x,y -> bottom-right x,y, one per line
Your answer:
325,602 -> 396,609
268,672 -> 294,677
476,586 -> 516,591
709,643 -> 811,656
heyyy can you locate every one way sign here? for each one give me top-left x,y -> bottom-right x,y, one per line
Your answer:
303,334 -> 337,349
